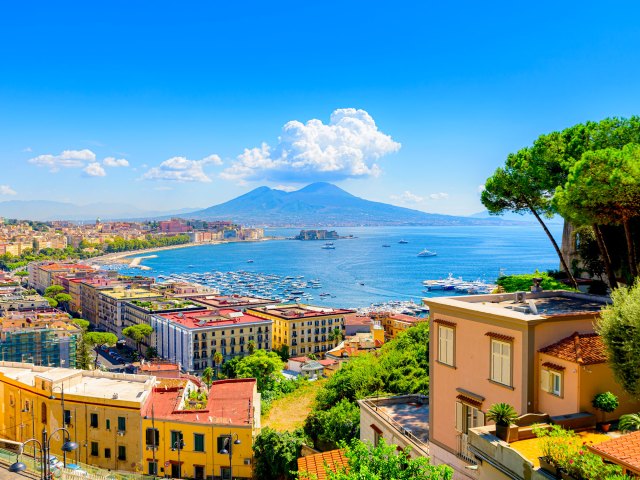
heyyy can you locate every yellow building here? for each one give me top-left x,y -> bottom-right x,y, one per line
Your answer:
0,362 -> 154,472
377,312 -> 427,340
141,377 -> 260,480
247,304 -> 355,358
97,286 -> 162,336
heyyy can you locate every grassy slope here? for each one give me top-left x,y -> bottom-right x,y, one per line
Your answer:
262,379 -> 327,431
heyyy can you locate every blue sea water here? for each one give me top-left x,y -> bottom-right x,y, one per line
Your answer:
121,225 -> 563,309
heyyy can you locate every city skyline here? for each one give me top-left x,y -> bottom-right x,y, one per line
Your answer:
1,1 -> 640,215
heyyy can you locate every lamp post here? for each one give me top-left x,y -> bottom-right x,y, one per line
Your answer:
49,385 -> 67,467
171,438 -> 184,479
8,426 -> 77,480
218,433 -> 241,480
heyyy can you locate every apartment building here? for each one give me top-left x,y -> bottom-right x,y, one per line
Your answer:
28,262 -> 96,294
246,304 -> 354,358
0,290 -> 50,313
141,378 -> 259,479
189,294 -> 276,311
377,312 -> 427,340
424,290 -> 615,478
97,287 -> 163,336
150,309 -> 273,372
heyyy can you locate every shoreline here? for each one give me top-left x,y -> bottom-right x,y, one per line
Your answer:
87,237 -> 283,267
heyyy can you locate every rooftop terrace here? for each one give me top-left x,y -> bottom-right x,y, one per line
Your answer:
249,303 -> 355,319
190,294 -> 276,308
157,308 -> 271,329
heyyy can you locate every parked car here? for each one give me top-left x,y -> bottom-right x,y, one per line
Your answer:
65,464 -> 88,476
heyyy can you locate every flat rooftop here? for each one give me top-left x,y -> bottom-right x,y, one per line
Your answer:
157,308 -> 272,329
361,395 -> 429,445
249,303 -> 355,319
190,294 -> 276,308
101,287 -> 163,300
0,362 -> 154,403
125,297 -> 207,312
425,290 -> 609,321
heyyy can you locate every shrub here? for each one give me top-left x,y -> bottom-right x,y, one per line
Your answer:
592,391 -> 619,414
486,403 -> 518,426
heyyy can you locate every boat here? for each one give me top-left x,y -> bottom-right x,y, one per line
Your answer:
246,260 -> 254,263
398,240 -> 408,244
382,244 -> 391,247
417,249 -> 437,257
321,243 -> 336,250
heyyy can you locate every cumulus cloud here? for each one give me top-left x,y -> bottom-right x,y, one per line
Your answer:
29,149 -> 96,171
273,185 -> 298,192
390,191 -> 424,204
143,155 -> 222,183
83,162 -> 106,177
220,108 -> 401,182
0,185 -> 17,195
429,192 -> 449,200
103,157 -> 129,167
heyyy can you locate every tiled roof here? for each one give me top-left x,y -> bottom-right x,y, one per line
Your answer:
539,332 -> 607,365
297,449 -> 347,480
588,431 -> 640,474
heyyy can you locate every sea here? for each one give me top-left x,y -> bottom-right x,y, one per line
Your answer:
120,225 -> 563,309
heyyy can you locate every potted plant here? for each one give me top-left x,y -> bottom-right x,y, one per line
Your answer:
487,402 -> 518,442
592,392 -> 619,432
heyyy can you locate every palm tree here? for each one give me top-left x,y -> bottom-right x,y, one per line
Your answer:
202,366 -> 214,388
213,351 -> 223,379
328,327 -> 344,346
247,340 -> 256,355
620,413 -> 640,432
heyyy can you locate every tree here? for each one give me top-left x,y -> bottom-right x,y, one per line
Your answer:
122,324 -> 154,352
328,327 -> 344,345
247,339 -> 256,355
596,280 -> 640,396
235,350 -> 284,392
213,351 -> 223,378
253,427 -> 307,480
482,150 -> 578,289
202,366 -> 214,388
84,332 -> 118,368
45,297 -> 58,308
54,293 -> 72,312
304,399 -> 360,451
145,346 -> 158,359
75,336 -> 92,370
72,318 -> 90,331
272,345 -> 290,361
496,271 -> 571,293
311,439 -> 452,480
44,285 -> 64,297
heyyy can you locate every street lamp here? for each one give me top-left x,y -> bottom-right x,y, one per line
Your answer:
8,426 -> 77,480
49,385 -> 68,467
218,433 -> 241,480
171,438 -> 185,479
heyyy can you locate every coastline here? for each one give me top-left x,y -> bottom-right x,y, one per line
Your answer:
87,237 -> 283,268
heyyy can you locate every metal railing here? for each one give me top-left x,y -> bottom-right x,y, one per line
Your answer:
361,396 -> 429,455
456,433 -> 477,465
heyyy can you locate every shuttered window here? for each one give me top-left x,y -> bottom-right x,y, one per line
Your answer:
438,325 -> 455,366
455,401 -> 485,434
541,368 -> 562,397
490,339 -> 511,386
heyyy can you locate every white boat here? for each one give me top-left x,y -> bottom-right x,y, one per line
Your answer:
321,243 -> 336,250
417,249 -> 437,257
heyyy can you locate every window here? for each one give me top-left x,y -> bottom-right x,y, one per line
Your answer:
63,409 -> 72,426
91,442 -> 99,457
220,467 -> 231,480
41,403 -> 47,424
117,445 -> 126,461
194,433 -> 205,452
437,325 -> 454,366
146,428 -> 160,447
148,461 -> 158,476
171,431 -> 184,448
104,448 -> 111,459
490,339 -> 512,386
106,419 -> 111,430
117,416 -> 126,432
217,435 -> 231,453
541,368 -> 563,397
455,402 -> 485,434
90,413 -> 98,428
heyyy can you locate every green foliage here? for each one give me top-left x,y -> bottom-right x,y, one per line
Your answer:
103,234 -> 190,253
272,344 -> 290,361
46,297 -> 58,308
44,285 -> 65,297
75,336 -> 92,370
72,319 -> 90,331
307,439 -> 452,480
496,271 -> 571,292
304,399 -> 360,451
597,280 -> 640,397
592,391 -> 619,414
486,403 -> 518,426
122,324 -> 154,351
253,427 -> 308,480
201,366 -> 214,388
84,332 -> 118,347
619,413 -> 640,433
234,349 -> 285,392
145,346 -> 158,359
54,293 -> 72,308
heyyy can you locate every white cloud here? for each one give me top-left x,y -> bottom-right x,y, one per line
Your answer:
273,185 -> 298,192
220,108 -> 401,182
154,186 -> 174,191
0,185 -> 17,195
103,157 -> 130,167
390,191 -> 424,204
429,192 -> 449,200
28,149 -> 96,171
143,155 -> 222,183
83,162 -> 106,177
22,147 -> 32,153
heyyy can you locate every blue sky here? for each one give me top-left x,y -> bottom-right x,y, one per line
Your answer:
1,1 -> 640,215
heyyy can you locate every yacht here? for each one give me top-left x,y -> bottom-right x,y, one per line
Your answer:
417,249 -> 437,257
321,243 -> 336,249
382,244 -> 391,247
398,240 -> 408,244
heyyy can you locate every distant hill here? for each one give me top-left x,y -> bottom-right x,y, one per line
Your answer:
187,182 -> 522,226
0,200 -> 198,222
471,210 -> 564,225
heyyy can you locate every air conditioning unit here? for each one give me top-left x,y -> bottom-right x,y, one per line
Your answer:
514,291 -> 526,303
243,459 -> 251,465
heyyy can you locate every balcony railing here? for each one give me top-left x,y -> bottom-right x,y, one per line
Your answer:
457,433 -> 477,465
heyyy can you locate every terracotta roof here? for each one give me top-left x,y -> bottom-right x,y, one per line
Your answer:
297,449 -> 347,480
158,308 -> 271,329
485,331 -> 515,342
539,332 -> 606,365
588,431 -> 640,474
541,362 -> 566,371
344,314 -> 373,326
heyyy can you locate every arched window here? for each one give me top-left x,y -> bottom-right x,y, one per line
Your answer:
41,403 -> 47,424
